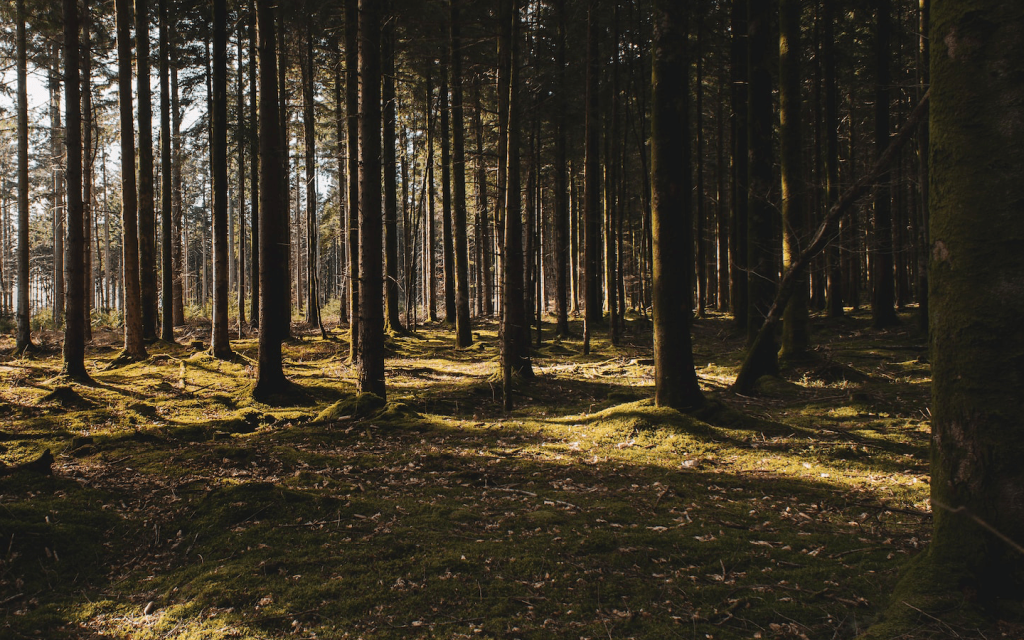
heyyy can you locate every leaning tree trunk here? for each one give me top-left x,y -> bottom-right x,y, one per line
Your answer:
15,0 -> 32,353
137,0 -> 158,340
357,0 -> 386,399
211,0 -> 233,359
159,0 -> 175,342
62,0 -> 89,381
450,0 -> 472,347
115,0 -> 146,360
650,0 -> 703,410
252,0 -> 290,400
926,0 -> 1024,603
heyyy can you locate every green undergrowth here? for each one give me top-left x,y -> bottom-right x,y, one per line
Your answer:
0,311 -> 985,639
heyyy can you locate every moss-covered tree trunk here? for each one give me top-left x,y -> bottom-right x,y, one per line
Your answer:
779,0 -> 808,360
928,0 -> 1024,602
450,0 -> 472,347
650,0 -> 703,411
115,0 -> 147,361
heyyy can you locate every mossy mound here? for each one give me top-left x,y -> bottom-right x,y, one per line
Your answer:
583,399 -> 715,439
315,392 -> 387,422
216,408 -> 272,434
754,374 -> 806,398
38,385 -> 93,408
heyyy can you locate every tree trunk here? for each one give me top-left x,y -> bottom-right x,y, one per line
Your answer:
450,0 -> 472,347
116,0 -> 147,360
729,0 -> 749,332
16,0 -> 31,352
582,0 -> 601,354
694,12 -> 706,319
171,63 -> 185,325
382,5 -> 403,334
553,0 -> 569,338
779,0 -> 808,359
357,0 -> 385,398
871,0 -> 898,328
51,56 -> 65,329
62,0 -> 88,380
211,0 -> 233,359
237,29 -> 247,330
159,0 -> 175,342
915,0 -> 929,334
474,79 -> 493,318
137,0 -> 158,340
439,67 -> 456,325
301,20 -> 325,336
249,0 -> 260,329
252,0 -> 289,400
651,0 -> 702,410
345,0 -> 360,359
925,0 -> 1024,602
81,1 -> 94,341
823,0 -> 843,318
745,0 -> 778,375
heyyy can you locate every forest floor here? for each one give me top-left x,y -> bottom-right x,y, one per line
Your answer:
0,309 -> 1002,639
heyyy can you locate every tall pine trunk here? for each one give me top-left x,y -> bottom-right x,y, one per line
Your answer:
345,0 -> 360,359
249,0 -> 260,328
382,5 -> 403,334
211,0 -> 233,358
137,0 -> 158,340
15,0 -> 31,352
159,0 -> 175,342
582,0 -> 601,354
871,0 -> 898,328
553,0 -> 568,338
450,0 -> 472,347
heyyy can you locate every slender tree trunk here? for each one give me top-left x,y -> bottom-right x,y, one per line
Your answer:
779,0 -> 808,359
171,64 -> 185,325
301,20 -> 325,336
62,0 -> 88,380
915,0 -> 929,333
357,0 -> 386,397
237,29 -> 247,330
211,0 -> 233,358
333,41 -> 347,324
604,5 -> 620,344
81,1 -> 94,341
582,0 -> 601,354
651,0 -> 702,410
439,68 -> 456,325
51,57 -> 65,329
382,5 -> 403,334
730,0 -> 749,332
345,0 -> 360,358
159,0 -> 175,342
278,25 -> 292,337
872,0 -> 898,328
249,0 -> 260,329
745,0 -> 778,377
553,0 -> 568,338
823,0 -> 843,318
450,0 -> 472,347
694,12 -> 706,319
253,0 -> 289,399
426,76 -> 438,323
116,0 -> 146,360
137,0 -> 158,340
927,0 -> 1024,601
474,79 -> 493,318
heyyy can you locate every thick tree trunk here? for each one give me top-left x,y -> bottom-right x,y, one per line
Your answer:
357,0 -> 385,398
924,0 -> 1024,602
871,0 -> 898,328
159,0 -> 175,342
16,0 -> 32,352
137,0 -> 158,340
450,0 -> 472,347
62,0 -> 88,380
211,0 -> 233,359
252,0 -> 289,399
382,7 -> 403,334
745,0 -> 778,375
582,0 -> 601,354
779,0 -> 808,359
115,0 -> 146,360
650,0 -> 703,411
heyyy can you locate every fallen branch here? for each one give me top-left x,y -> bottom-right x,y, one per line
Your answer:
732,91 -> 930,394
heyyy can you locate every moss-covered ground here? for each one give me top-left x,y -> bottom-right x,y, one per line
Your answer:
0,310 -> 1001,639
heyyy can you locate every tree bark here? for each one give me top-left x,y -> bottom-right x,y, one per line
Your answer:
450,0 -> 472,347
252,0 -> 289,399
159,0 -> 175,342
249,0 -> 260,329
439,67 -> 456,325
650,0 -> 703,410
871,0 -> 898,328
116,0 -> 147,360
357,0 -> 386,398
345,0 -> 360,359
171,63 -> 185,325
237,28 -> 247,330
823,0 -> 843,318
927,0 -> 1024,601
62,0 -> 89,380
779,0 -> 808,359
553,0 -> 568,338
729,0 -> 749,332
211,0 -> 233,359
582,0 -> 601,354
137,0 -> 158,340
301,20 -> 325,337
15,0 -> 32,352
382,5 -> 403,334
81,1 -> 94,341
473,79 -> 493,318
